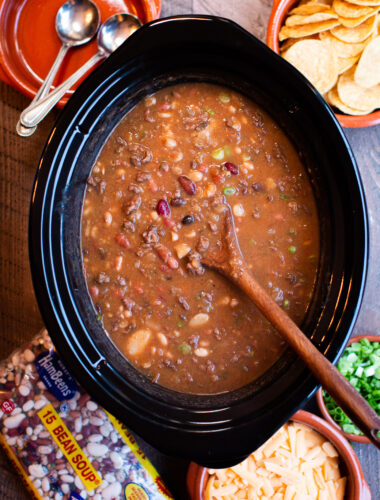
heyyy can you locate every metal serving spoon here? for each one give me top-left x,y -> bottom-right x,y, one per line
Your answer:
17,0 -> 100,137
20,13 -> 142,131
202,205 -> 380,449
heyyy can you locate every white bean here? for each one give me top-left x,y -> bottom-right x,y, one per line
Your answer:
28,464 -> 47,478
157,333 -> 168,347
189,313 -> 209,328
233,203 -> 245,217
110,451 -> 123,469
88,434 -> 103,442
18,384 -> 30,396
86,401 -> 98,411
42,477 -> 50,492
87,443 -> 108,457
102,482 -> 122,500
195,348 -> 209,357
61,475 -> 74,483
4,413 -> 25,429
125,328 -> 151,356
22,400 -> 34,412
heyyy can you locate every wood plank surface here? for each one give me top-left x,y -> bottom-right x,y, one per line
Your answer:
0,1 -> 379,499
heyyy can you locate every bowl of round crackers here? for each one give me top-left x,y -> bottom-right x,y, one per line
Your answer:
267,0 -> 380,127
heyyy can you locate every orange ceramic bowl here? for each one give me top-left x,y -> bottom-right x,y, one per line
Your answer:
187,410 -> 371,500
0,0 -> 161,108
266,0 -> 380,128
317,334 -> 380,445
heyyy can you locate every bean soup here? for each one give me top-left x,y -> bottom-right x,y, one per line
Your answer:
82,83 -> 320,394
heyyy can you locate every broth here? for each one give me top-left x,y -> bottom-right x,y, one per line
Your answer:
82,83 -> 319,394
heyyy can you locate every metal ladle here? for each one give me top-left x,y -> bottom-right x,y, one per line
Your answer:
20,13 -> 142,132
17,0 -> 100,137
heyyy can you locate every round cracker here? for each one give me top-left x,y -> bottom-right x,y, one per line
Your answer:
338,66 -> 380,108
354,35 -> 380,87
331,13 -> 377,42
332,0 -> 375,18
338,11 -> 376,26
319,29 -> 369,56
337,54 -> 360,72
279,19 -> 340,40
290,3 -> 332,15
285,11 -> 338,26
283,40 -> 339,93
327,86 -> 374,113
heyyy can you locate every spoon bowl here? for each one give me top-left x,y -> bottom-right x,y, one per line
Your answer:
98,13 -> 142,54
56,0 -> 100,46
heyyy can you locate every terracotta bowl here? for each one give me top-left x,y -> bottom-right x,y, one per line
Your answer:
186,410 -> 371,500
317,334 -> 380,445
266,0 -> 380,128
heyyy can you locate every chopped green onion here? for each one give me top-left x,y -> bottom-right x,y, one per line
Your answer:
249,238 -> 257,245
242,154 -> 251,161
96,314 -> 102,321
178,343 -> 191,355
177,321 -> 183,328
219,92 -> 230,103
279,193 -> 291,200
223,187 -> 235,196
211,148 -> 225,160
355,366 -> 364,377
283,299 -> 290,309
205,108 -> 215,115
288,228 -> 297,236
288,245 -> 297,254
323,338 -> 380,435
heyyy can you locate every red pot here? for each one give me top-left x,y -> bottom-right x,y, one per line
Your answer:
187,410 -> 372,500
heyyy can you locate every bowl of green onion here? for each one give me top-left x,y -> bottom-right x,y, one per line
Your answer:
317,335 -> 380,444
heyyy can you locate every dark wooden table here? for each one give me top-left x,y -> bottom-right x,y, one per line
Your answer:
0,1 -> 379,498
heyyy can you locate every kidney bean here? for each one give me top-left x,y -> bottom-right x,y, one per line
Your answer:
157,199 -> 171,217
178,175 -> 197,195
224,161 -> 239,175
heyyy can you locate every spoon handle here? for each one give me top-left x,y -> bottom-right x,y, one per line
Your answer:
20,51 -> 105,128
16,44 -> 71,136
233,261 -> 380,448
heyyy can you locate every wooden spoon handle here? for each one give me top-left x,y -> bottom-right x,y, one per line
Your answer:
230,262 -> 380,448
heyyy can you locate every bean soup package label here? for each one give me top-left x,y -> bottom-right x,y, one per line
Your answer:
0,329 -> 174,500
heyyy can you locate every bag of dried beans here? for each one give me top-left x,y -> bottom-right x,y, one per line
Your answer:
0,329 -> 174,500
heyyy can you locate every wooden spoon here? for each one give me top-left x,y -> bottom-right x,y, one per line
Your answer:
201,205 -> 380,449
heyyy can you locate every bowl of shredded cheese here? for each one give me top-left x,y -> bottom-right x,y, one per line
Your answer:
187,410 -> 371,500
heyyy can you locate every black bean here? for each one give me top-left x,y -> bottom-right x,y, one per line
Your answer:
182,215 -> 194,225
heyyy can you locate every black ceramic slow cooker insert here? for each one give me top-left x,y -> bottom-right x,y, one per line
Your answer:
29,16 -> 368,467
